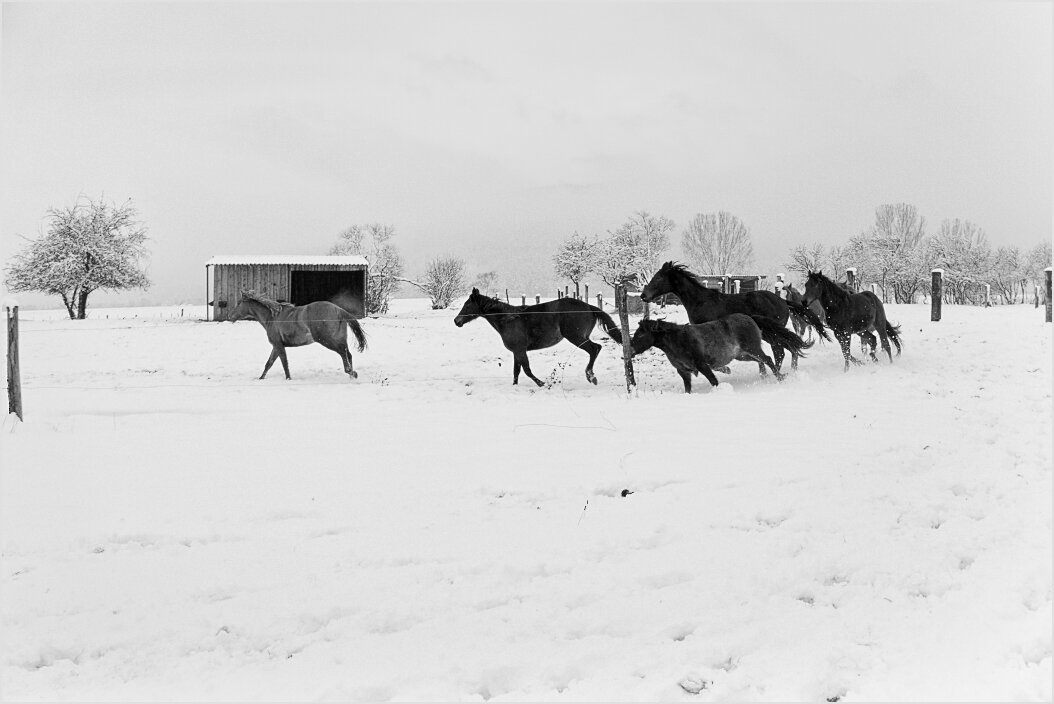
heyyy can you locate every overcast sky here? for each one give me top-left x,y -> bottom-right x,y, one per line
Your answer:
2,2 -> 1051,306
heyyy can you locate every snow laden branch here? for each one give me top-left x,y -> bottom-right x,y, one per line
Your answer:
329,223 -> 403,315
3,197 -> 151,319
399,256 -> 467,309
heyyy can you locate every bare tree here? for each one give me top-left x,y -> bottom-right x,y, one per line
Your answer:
4,197 -> 151,319
784,242 -> 828,277
401,256 -> 466,309
330,223 -> 403,315
856,203 -> 929,303
471,270 -> 499,298
552,231 -> 599,299
681,211 -> 755,274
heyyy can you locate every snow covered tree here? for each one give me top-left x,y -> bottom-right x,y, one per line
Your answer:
330,223 -> 403,315
681,211 -> 754,274
989,246 -> 1025,304
401,256 -> 466,309
927,219 -> 992,304
552,231 -> 599,299
858,203 -> 929,303
4,197 -> 150,319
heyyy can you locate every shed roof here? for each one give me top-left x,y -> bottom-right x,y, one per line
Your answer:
206,255 -> 369,267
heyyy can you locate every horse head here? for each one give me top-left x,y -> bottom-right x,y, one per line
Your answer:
454,288 -> 485,327
228,290 -> 281,322
640,261 -> 679,303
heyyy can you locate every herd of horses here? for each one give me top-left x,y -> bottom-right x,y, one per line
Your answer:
228,262 -> 902,393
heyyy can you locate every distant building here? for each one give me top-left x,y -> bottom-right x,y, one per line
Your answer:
205,255 -> 369,321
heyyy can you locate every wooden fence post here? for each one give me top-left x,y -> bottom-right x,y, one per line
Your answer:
7,305 -> 22,421
535,294 -> 540,304
1045,267 -> 1051,323
614,284 -> 635,392
984,283 -> 991,307
584,283 -> 589,302
931,269 -> 943,322
521,295 -> 526,306
597,293 -> 603,309
846,267 -> 857,292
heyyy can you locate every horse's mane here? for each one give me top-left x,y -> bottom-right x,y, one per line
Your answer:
658,261 -> 713,293
639,318 -> 682,333
240,289 -> 283,316
806,271 -> 850,303
470,289 -> 518,314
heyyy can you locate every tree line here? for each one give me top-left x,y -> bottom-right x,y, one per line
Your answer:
784,203 -> 1051,305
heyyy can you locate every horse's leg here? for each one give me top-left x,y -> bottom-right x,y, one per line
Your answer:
514,351 -> 544,387
767,343 -> 786,374
875,326 -> 893,364
260,346 -> 280,379
341,343 -> 357,378
512,357 -> 521,385
277,345 -> 292,379
836,331 -> 862,371
698,364 -> 720,388
678,369 -> 693,393
579,339 -> 602,385
860,331 -> 878,362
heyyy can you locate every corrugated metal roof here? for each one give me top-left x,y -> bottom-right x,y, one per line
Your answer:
206,255 -> 369,267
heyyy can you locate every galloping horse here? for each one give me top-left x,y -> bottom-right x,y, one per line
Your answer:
640,262 -> 828,372
630,315 -> 807,393
454,289 -> 622,386
802,271 -> 902,371
228,290 -> 368,379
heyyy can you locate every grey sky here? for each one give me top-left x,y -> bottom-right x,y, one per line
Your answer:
2,2 -> 1051,306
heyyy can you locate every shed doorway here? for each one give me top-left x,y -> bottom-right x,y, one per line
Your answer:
290,270 -> 366,314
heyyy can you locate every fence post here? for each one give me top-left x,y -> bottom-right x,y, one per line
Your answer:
1045,267 -> 1051,323
733,279 -> 741,294
584,283 -> 589,302
557,289 -> 562,299
535,294 -> 540,305
846,267 -> 857,292
597,293 -> 603,309
521,294 -> 526,306
984,283 -> 991,307
6,305 -> 22,421
614,284 -> 635,392
931,269 -> 943,322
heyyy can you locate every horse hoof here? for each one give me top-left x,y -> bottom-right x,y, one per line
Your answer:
349,371 -> 358,379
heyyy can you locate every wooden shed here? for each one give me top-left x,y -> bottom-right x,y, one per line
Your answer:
205,255 -> 369,321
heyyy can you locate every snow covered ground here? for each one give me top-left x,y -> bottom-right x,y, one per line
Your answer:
1,298 -> 1050,701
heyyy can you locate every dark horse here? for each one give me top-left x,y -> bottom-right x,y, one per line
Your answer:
640,262 -> 829,371
454,288 -> 623,386
630,315 -> 809,393
782,283 -> 824,340
801,270 -> 902,371
228,290 -> 368,379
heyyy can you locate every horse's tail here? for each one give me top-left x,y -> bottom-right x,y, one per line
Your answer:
594,309 -> 623,344
751,315 -> 812,356
343,312 -> 368,352
886,321 -> 902,356
786,300 -> 831,342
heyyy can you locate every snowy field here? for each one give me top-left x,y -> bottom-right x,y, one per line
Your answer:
1,297 -> 1051,701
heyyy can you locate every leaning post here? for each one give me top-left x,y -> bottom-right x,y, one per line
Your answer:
1045,267 -> 1051,323
614,283 -> 635,393
6,305 -> 22,421
931,269 -> 943,322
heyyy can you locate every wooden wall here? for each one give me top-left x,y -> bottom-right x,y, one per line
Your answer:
211,264 -> 367,321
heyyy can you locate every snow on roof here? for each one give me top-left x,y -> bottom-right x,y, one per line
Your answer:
205,255 -> 369,267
